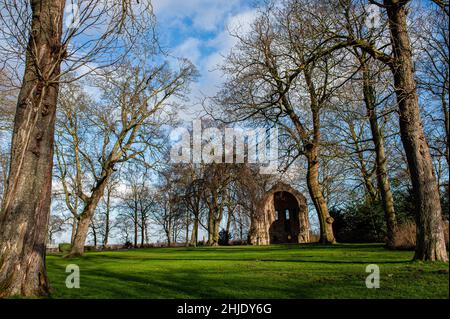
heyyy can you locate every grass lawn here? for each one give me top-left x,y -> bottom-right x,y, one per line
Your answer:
46,244 -> 449,299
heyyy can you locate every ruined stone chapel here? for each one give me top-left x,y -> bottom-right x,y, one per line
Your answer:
249,182 -> 310,245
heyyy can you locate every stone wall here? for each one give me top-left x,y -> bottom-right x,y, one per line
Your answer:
249,182 -> 310,245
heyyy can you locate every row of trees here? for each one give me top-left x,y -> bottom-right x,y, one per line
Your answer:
51,161 -> 262,249
207,0 -> 448,260
0,0 -> 448,298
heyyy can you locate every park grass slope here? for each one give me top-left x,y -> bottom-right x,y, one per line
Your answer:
46,244 -> 449,299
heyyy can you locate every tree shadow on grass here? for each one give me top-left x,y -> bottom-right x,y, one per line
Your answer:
55,267 -> 328,299
75,255 -> 411,265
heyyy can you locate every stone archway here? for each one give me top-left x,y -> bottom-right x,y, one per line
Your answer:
270,191 -> 301,243
249,182 -> 310,245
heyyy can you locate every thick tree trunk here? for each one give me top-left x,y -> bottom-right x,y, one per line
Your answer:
71,218 -> 78,245
441,89 -> 450,166
369,107 -> 397,247
103,213 -> 110,248
385,1 -> 448,261
211,220 -> 220,246
0,0 -> 65,297
289,67 -> 336,244
207,206 -> 214,245
69,213 -> 91,257
305,72 -> 335,244
91,221 -> 97,247
145,223 -> 149,244
185,212 -> 189,247
190,214 -> 199,247
207,203 -> 222,246
68,172 -> 111,257
306,151 -> 336,244
361,58 -> 397,248
103,195 -> 111,248
442,89 -> 449,166
166,230 -> 172,247
141,216 -> 145,248
238,206 -> 244,241
225,206 -> 233,245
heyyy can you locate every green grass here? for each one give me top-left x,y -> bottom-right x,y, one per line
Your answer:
46,244 -> 449,299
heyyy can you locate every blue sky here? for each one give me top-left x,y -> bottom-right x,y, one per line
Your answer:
152,0 -> 260,116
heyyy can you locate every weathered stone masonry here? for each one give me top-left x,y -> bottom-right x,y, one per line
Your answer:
249,182 -> 310,245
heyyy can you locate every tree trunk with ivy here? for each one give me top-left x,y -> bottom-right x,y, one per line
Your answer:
0,0 -> 65,297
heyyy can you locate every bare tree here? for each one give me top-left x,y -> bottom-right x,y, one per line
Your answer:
100,176 -> 119,248
292,0 -> 447,259
202,164 -> 235,246
0,0 -> 156,296
211,4 -> 347,243
119,166 -> 154,247
55,58 -> 195,257
47,214 -> 67,245
184,175 -> 206,246
215,0 -> 448,260
348,0 -> 448,261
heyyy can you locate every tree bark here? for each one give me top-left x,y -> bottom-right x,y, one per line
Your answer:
103,212 -> 110,248
190,214 -> 199,247
69,212 -> 92,257
166,221 -> 172,247
306,149 -> 336,244
141,214 -> 145,248
134,208 -> 138,248
0,0 -> 65,297
145,223 -> 149,244
441,88 -> 449,166
68,170 -> 112,257
225,205 -> 233,245
103,190 -> 111,248
385,0 -> 447,261
90,220 -> 97,247
207,197 -> 222,246
211,220 -> 220,246
207,208 -> 214,245
360,57 -> 397,248
71,218 -> 78,245
304,68 -> 335,244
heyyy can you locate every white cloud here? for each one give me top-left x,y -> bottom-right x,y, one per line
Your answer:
198,9 -> 258,95
153,0 -> 244,32
173,37 -> 203,66
152,1 -> 259,121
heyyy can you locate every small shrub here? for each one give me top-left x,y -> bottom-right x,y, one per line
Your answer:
58,243 -> 72,253
229,240 -> 247,246
124,241 -> 133,249
218,229 -> 232,246
393,220 -> 449,250
393,221 -> 416,250
84,245 -> 97,252
330,202 -> 387,243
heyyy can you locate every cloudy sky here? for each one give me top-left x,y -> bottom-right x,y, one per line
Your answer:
152,0 -> 260,118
